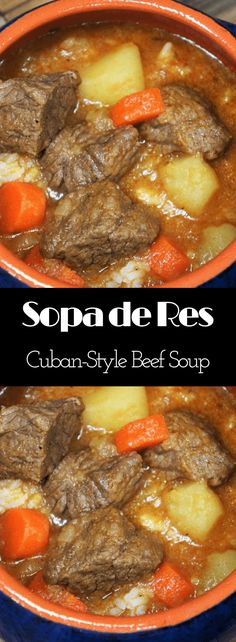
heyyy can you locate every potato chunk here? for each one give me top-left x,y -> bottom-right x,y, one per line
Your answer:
200,550 -> 236,591
80,43 -> 145,105
164,481 -> 224,542
159,155 -> 219,216
197,224 -> 236,265
83,386 -> 148,432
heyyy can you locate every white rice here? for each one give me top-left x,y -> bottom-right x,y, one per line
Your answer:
0,152 -> 46,189
104,260 -> 148,288
108,585 -> 152,616
0,479 -> 44,514
59,36 -> 91,59
158,42 -> 174,63
97,584 -> 153,617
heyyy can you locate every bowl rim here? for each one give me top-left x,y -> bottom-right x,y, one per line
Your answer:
0,0 -> 236,287
0,563 -> 236,633
0,385 -> 236,633
0,237 -> 236,289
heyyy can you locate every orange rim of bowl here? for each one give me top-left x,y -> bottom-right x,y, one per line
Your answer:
0,380 -> 236,631
0,238 -> 235,288
0,0 -> 235,287
0,561 -> 235,633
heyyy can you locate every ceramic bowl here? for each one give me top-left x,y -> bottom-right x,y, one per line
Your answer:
0,386 -> 236,641
0,0 -> 235,287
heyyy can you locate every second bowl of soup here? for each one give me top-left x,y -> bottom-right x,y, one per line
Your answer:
0,385 -> 236,642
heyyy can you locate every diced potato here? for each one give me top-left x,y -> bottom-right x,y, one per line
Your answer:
200,550 -> 236,591
159,155 -> 219,216
164,481 -> 224,542
82,386 -> 148,432
197,224 -> 236,265
80,43 -> 145,105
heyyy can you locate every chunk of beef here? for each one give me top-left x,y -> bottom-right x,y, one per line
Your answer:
0,72 -> 80,157
139,84 -> 231,160
0,398 -> 83,483
143,410 -> 234,486
40,179 -> 160,271
44,506 -> 163,594
41,123 -> 96,189
44,448 -> 143,517
41,123 -> 139,191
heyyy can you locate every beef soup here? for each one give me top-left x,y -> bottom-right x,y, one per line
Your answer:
0,23 -> 236,287
0,386 -> 236,616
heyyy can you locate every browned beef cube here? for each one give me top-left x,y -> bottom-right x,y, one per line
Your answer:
0,72 -> 80,157
140,84 -> 231,160
44,448 -> 143,517
40,179 -> 160,271
41,123 -> 96,189
0,398 -> 83,482
41,123 -> 139,191
44,506 -> 163,595
143,410 -> 234,486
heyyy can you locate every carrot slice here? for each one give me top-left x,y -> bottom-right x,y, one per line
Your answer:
149,235 -> 190,282
115,414 -> 168,454
25,246 -> 85,287
0,182 -> 46,234
111,88 -> 165,127
24,246 -> 46,271
29,572 -> 52,598
0,508 -> 50,561
152,562 -> 193,608
29,572 -> 87,613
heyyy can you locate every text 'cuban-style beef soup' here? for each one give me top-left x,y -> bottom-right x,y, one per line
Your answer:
0,23 -> 236,287
0,386 -> 236,617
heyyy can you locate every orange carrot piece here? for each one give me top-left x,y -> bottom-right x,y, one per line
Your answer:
25,246 -> 85,287
0,182 -> 46,234
111,88 -> 165,127
115,415 -> 168,454
149,235 -> 190,282
0,508 -> 50,561
29,572 -> 52,598
55,264 -> 85,288
29,572 -> 87,613
152,562 -> 193,608
58,590 -> 88,613
24,246 -> 45,271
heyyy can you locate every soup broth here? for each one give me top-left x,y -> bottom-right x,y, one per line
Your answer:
0,386 -> 235,616
0,24 -> 236,286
